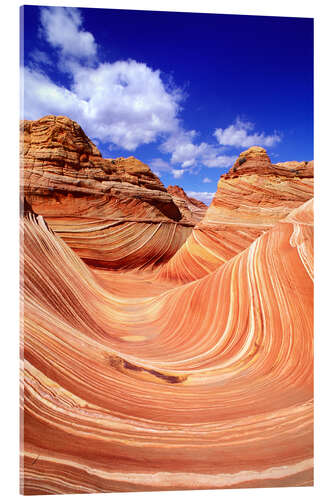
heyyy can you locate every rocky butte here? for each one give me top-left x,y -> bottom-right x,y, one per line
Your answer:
158,145 -> 313,282
21,115 -> 203,270
21,116 -> 314,494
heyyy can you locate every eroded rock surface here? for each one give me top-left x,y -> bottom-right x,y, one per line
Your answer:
22,199 -> 313,494
21,119 -> 314,494
167,185 -> 207,224
21,116 -> 193,269
158,146 -> 314,282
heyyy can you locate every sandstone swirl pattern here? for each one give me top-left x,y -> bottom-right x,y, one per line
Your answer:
22,116 -> 198,270
21,201 -> 313,494
158,147 -> 313,283
21,117 -> 313,494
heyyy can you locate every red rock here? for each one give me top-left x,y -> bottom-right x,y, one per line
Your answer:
21,197 -> 313,493
20,122 -> 314,494
167,185 -> 207,224
21,115 -> 194,269
158,146 -> 314,282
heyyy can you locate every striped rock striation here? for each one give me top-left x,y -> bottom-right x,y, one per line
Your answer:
21,116 -> 314,494
21,115 -> 194,270
158,146 -> 314,283
167,185 -> 207,224
21,195 -> 313,494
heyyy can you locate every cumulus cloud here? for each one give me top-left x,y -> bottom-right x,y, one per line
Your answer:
70,61 -> 181,150
171,169 -> 185,179
40,7 -> 97,60
23,7 -> 282,173
23,67 -> 85,120
161,130 -> 236,169
200,151 -> 237,168
187,191 -> 215,205
24,7 -> 182,151
203,177 -> 212,183
214,118 -> 281,148
149,159 -> 185,179
161,130 -> 201,166
149,158 -> 173,177
150,158 -> 170,171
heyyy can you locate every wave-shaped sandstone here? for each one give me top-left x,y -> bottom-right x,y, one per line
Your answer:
21,116 -> 314,494
157,146 -> 314,283
21,194 -> 313,494
21,116 -> 196,270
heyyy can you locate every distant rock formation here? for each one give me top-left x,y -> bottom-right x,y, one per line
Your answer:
157,146 -> 314,282
226,145 -> 313,179
167,185 -> 207,224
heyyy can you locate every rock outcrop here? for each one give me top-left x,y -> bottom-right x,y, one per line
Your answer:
21,116 -> 194,269
167,185 -> 207,224
158,146 -> 314,282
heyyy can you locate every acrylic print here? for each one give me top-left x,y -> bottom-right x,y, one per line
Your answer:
20,5 -> 314,494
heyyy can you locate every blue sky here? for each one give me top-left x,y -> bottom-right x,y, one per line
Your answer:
21,6 -> 313,203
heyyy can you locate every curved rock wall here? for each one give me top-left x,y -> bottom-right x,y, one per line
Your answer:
21,117 -> 314,494
21,198 -> 313,494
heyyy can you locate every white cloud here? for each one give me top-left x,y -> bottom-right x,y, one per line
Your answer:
214,118 -> 281,148
40,7 -> 97,59
150,158 -> 170,170
23,67 -> 85,120
203,177 -> 212,183
69,61 -> 181,150
23,7 -> 182,151
23,8 -> 282,174
200,151 -> 237,168
30,49 -> 52,66
171,169 -> 185,179
161,130 -> 200,166
187,191 -> 215,205
161,130 -> 236,169
150,158 -> 172,176
149,159 -> 185,179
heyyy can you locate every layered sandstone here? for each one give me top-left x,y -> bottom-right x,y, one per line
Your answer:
167,185 -> 207,224
158,146 -> 314,282
21,197 -> 313,494
21,115 -> 193,269
21,116 -> 314,494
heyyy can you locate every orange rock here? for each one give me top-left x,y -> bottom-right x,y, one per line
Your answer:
158,146 -> 314,282
21,115 -> 194,269
20,123 -> 314,494
21,198 -> 313,493
167,185 -> 207,224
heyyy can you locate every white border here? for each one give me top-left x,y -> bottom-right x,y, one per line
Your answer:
2,1 -> 332,499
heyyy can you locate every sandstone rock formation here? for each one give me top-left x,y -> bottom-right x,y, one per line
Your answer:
21,117 -> 314,494
21,197 -> 313,494
167,185 -> 207,224
21,115 -> 194,269
158,146 -> 314,283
